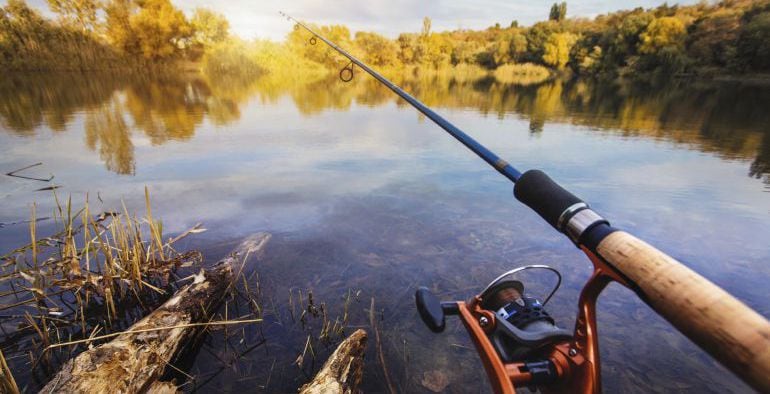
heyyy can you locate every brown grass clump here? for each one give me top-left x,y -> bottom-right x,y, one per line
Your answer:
0,187 -> 205,384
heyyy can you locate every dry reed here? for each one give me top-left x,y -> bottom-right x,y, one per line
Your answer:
0,189 -> 206,387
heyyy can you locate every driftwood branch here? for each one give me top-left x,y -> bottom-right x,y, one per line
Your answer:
5,162 -> 54,182
39,232 -> 272,393
299,329 -> 368,394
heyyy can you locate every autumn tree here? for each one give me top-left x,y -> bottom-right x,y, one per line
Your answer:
191,8 -> 229,47
509,30 -> 528,61
638,16 -> 686,55
355,31 -> 399,67
542,32 -> 577,68
525,21 -> 559,62
131,0 -> 191,59
421,32 -> 452,67
601,11 -> 653,66
288,24 -> 352,67
46,0 -> 99,32
105,0 -> 191,60
1,0 -> 58,65
491,33 -> 512,65
396,33 -> 417,64
450,38 -> 483,65
105,0 -> 138,54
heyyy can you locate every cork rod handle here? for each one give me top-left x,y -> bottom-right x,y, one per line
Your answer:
596,231 -> 770,393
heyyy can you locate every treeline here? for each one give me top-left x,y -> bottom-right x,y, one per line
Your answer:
0,0 -> 229,70
207,0 -> 770,84
286,0 -> 770,79
3,0 -> 770,79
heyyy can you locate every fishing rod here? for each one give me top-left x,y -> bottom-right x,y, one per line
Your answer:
280,12 -> 770,393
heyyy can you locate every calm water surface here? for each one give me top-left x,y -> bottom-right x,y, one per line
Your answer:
1,71 -> 769,393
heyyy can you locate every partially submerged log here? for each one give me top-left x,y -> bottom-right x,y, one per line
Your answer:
299,329 -> 368,394
40,232 -> 272,393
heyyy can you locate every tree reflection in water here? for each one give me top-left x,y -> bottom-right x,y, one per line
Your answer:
1,71 -> 769,184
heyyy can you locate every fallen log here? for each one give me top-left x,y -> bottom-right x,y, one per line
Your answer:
40,232 -> 272,393
299,329 -> 368,394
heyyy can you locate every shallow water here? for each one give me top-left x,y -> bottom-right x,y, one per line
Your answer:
1,71 -> 769,393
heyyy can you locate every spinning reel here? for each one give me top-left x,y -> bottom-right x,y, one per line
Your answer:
416,265 -> 597,393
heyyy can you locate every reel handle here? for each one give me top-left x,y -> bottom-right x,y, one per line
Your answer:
415,287 -> 459,333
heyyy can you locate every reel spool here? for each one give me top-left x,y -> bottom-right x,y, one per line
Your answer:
477,266 -> 571,361
416,265 -> 572,386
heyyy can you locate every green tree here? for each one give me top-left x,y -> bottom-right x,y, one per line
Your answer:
525,21 -> 559,63
737,11 -> 770,71
542,32 -> 577,68
46,0 -> 99,32
549,2 -> 567,22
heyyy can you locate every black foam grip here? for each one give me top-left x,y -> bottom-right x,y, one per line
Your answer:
514,169 -> 584,230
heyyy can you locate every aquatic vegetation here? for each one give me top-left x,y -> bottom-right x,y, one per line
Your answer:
0,349 -> 18,394
493,63 -> 552,85
202,39 -> 328,80
0,188 -> 206,383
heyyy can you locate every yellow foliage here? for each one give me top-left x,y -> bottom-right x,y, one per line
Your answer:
639,17 -> 686,55
542,32 -> 577,69
191,8 -> 229,47
287,23 -> 353,68
355,31 -> 400,67
493,63 -> 551,84
129,0 -> 191,60
46,0 -> 98,31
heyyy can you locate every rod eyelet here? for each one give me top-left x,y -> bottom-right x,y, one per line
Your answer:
340,63 -> 354,82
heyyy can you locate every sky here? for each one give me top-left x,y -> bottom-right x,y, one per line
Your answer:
17,0 -> 703,41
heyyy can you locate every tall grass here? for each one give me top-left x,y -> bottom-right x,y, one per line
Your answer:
384,63 -> 489,83
0,189 -> 205,373
493,63 -> 552,85
0,3 -> 138,72
202,39 -> 327,81
0,349 -> 19,394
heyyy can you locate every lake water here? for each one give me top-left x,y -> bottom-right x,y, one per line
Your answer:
1,71 -> 769,393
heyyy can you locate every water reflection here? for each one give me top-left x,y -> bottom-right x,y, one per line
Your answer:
2,72 -> 769,185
